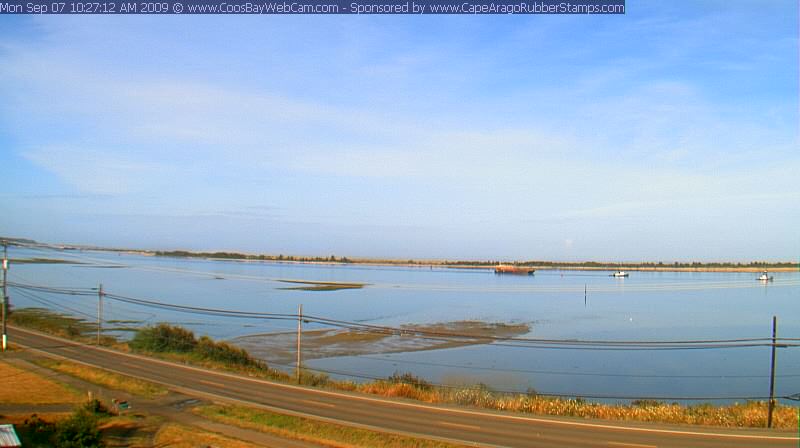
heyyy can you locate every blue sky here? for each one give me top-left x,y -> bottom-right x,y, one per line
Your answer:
0,2 -> 798,261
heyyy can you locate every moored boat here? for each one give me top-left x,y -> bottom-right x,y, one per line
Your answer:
494,265 -> 535,275
757,271 -> 773,282
611,270 -> 629,278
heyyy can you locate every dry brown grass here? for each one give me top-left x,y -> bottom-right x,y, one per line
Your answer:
0,360 -> 81,404
355,381 -> 800,430
34,359 -> 168,398
0,412 -> 71,425
195,404 -> 471,448
98,415 -> 162,448
154,423 -> 262,448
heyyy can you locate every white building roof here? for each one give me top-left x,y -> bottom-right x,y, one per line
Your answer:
0,425 -> 21,448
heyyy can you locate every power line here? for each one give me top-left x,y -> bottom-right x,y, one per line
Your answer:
6,290 -> 797,401
11,287 -> 98,321
267,360 -> 794,402
351,355 -> 800,379
7,281 -> 800,350
7,281 -> 96,296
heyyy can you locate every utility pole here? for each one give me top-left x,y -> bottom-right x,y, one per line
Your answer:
2,242 -> 8,351
767,315 -> 777,428
296,304 -> 303,384
96,283 -> 104,346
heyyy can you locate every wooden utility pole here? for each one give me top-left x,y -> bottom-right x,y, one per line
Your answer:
767,315 -> 777,428
296,303 -> 303,384
96,284 -> 104,345
2,242 -> 8,351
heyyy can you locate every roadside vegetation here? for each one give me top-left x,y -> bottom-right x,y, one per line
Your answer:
33,359 -> 168,398
9,309 -> 799,430
123,324 -> 800,430
2,355 -> 465,447
128,323 -> 290,379
358,379 -> 799,429
12,400 -> 219,448
0,360 -> 82,404
194,403 -> 470,448
8,308 -> 94,340
154,423 -> 262,448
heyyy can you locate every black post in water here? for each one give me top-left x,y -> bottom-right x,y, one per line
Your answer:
767,315 -> 777,428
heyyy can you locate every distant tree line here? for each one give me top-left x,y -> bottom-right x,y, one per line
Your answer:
152,250 -> 796,269
154,250 -> 352,263
447,260 -> 797,268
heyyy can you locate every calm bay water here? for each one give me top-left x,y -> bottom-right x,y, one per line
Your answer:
8,246 -> 800,403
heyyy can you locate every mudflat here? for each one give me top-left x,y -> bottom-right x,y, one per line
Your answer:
233,321 -> 529,366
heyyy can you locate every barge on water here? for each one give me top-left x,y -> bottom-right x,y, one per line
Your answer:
494,265 -> 535,275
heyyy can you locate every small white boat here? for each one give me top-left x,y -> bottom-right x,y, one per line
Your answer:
757,271 -> 773,282
611,270 -> 629,278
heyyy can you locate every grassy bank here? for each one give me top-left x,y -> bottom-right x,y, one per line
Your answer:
142,324 -> 798,430
8,308 -> 95,340
34,359 -> 168,398
4,352 -> 466,447
357,380 -> 799,429
127,323 -> 292,380
194,403 -> 469,448
154,423 -> 261,448
11,399 -> 240,448
10,309 -> 799,430
0,360 -> 82,404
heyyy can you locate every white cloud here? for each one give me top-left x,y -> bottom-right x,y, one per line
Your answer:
23,146 -> 166,195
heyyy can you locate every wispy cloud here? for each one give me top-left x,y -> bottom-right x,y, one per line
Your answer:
23,146 -> 167,195
1,10 -> 797,259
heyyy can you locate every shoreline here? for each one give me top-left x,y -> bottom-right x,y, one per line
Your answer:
450,265 -> 800,273
11,252 -> 799,273
6,239 -> 797,273
143,252 -> 799,273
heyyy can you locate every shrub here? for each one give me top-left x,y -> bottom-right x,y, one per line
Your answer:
130,324 -> 270,372
80,398 -> 112,416
632,399 -> 663,408
196,336 -> 259,367
130,323 -> 197,353
388,372 -> 433,391
299,370 -> 332,387
55,411 -> 103,448
22,414 -> 56,446
20,400 -> 107,448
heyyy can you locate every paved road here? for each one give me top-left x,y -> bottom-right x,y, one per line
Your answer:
10,326 -> 799,448
2,356 -> 323,448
